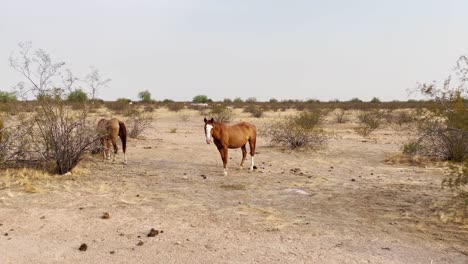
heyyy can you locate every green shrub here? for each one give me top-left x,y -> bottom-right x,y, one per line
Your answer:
233,97 -> 243,103
67,89 -> 88,103
0,91 -> 17,103
193,95 -> 211,103
138,90 -> 152,103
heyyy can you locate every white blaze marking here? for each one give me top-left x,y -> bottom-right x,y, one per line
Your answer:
205,124 -> 213,142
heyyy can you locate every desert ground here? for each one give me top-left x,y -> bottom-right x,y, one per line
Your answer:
0,108 -> 467,264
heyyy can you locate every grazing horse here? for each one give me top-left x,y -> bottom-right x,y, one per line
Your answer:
97,118 -> 127,164
204,117 -> 256,176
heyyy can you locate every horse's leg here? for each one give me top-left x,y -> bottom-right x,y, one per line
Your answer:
113,137 -> 119,162
218,147 -> 229,176
248,137 -> 256,171
240,144 -> 247,169
104,139 -> 111,160
100,138 -> 106,160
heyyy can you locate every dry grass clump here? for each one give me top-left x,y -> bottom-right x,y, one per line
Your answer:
0,168 -> 52,193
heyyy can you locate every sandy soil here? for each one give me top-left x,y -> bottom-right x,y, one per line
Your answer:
0,108 -> 467,264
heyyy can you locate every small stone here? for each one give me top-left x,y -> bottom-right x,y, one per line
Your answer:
79,243 -> 87,251
110,251 -> 115,254
351,179 -> 356,182
147,228 -> 159,237
101,212 -> 110,219
137,240 -> 144,246
40,216 -> 46,219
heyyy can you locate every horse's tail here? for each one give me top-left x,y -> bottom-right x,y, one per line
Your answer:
118,121 -> 127,154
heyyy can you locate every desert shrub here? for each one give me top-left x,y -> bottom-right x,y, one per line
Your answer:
138,90 -> 152,103
127,112 -> 153,139
0,91 -> 17,103
193,95 -> 211,103
389,111 -> 417,127
354,110 -> 384,137
245,97 -> 257,103
209,105 -> 235,123
443,162 -> 468,203
244,105 -> 264,118
35,104 -> 98,174
143,105 -> 155,112
223,98 -> 232,103
169,128 -> 177,133
370,97 -> 381,103
67,89 -> 88,103
7,42 -> 103,174
107,98 -> 131,114
411,56 -> 468,162
269,98 -> 278,103
233,97 -> 243,103
334,109 -> 348,123
266,110 -> 327,149
166,103 -> 184,112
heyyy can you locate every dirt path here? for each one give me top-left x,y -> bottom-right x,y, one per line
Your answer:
1,109 -> 467,263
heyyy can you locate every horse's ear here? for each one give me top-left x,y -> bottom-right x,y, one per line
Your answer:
210,118 -> 214,123
204,117 -> 207,123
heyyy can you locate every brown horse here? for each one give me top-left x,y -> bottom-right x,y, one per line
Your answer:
97,118 -> 127,164
204,117 -> 256,176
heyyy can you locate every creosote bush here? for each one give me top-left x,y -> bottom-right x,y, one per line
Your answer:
354,110 -> 384,137
266,110 -> 328,149
244,105 -> 264,118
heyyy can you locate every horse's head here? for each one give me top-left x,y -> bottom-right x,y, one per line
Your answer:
204,117 -> 215,144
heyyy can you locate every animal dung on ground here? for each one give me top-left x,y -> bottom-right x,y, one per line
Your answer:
101,212 -> 110,219
79,243 -> 88,251
147,228 -> 160,237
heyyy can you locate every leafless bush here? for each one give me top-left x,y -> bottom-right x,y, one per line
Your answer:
354,110 -> 385,137
7,42 -> 105,173
334,109 -> 348,123
34,103 -> 98,174
266,110 -> 328,149
127,112 -> 153,138
410,120 -> 468,161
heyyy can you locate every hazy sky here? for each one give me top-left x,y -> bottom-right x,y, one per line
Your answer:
1,0 -> 467,101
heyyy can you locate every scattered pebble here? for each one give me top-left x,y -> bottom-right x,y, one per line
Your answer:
110,251 -> 115,254
101,212 -> 110,219
351,179 -> 356,182
79,243 -> 88,251
137,241 -> 144,246
40,216 -> 46,220
147,228 -> 159,237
